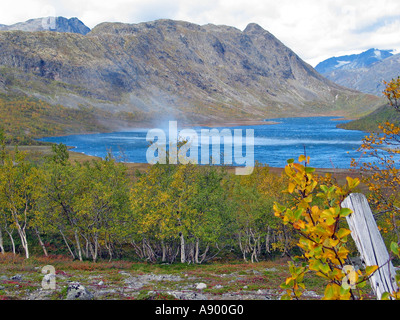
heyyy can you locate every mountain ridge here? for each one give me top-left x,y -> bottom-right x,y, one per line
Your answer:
316,48 -> 400,96
315,48 -> 394,74
0,17 -> 90,35
323,54 -> 400,96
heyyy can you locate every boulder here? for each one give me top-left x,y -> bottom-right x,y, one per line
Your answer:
66,282 -> 94,300
167,290 -> 208,300
196,283 -> 207,290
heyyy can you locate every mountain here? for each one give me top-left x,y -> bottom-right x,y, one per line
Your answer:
0,19 -> 383,135
315,49 -> 393,74
316,49 -> 400,96
321,54 -> 400,96
0,17 -> 90,35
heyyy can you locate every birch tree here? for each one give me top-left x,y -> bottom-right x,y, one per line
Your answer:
36,144 -> 85,260
0,149 -> 37,258
352,77 -> 400,245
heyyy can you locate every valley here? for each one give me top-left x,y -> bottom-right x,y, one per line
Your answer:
1,14 -> 400,303
0,18 -> 384,144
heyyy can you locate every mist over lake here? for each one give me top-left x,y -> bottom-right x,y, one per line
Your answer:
39,117 -> 379,169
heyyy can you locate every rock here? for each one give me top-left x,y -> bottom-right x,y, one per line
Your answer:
28,289 -> 54,300
124,273 -> 184,290
168,290 -> 208,300
196,283 -> 207,290
93,288 -> 118,299
98,280 -> 104,286
214,284 -> 223,289
11,274 -> 22,281
146,274 -> 182,281
124,277 -> 146,290
303,290 -> 321,299
43,273 -> 56,282
66,282 -> 94,300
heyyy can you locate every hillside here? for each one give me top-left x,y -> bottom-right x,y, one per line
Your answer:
0,92 -> 145,144
316,49 -> 400,96
0,19 -> 383,137
337,103 -> 400,132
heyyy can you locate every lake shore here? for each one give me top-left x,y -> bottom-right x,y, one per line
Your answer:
182,120 -> 280,128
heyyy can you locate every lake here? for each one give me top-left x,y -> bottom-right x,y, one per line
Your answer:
38,117 -> 377,169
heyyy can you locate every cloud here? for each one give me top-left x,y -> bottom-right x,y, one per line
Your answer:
353,15 -> 400,34
0,0 -> 400,66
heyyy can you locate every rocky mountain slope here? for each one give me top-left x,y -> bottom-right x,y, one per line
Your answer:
316,49 -> 400,96
0,19 -> 383,130
0,17 -> 90,35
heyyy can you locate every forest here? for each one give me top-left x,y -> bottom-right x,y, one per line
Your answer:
0,137 -> 292,264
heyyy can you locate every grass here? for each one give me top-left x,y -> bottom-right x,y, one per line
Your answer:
0,249 -> 384,300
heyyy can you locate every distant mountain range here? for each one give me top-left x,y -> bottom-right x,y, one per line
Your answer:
315,49 -> 394,74
316,49 -> 400,96
0,17 -> 383,138
0,17 -> 90,35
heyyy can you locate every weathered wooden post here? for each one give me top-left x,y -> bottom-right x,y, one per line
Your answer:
341,193 -> 398,299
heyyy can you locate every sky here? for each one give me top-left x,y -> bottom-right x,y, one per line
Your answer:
1,0 -> 400,66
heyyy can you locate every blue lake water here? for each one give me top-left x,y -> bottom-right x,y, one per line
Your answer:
38,117 -> 378,169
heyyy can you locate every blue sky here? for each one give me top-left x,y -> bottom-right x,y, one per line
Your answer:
1,0 -> 400,66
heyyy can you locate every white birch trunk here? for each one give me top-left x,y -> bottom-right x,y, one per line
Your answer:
0,227 -> 4,254
180,232 -> 185,263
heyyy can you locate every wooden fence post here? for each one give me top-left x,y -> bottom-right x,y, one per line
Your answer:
341,193 -> 398,299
